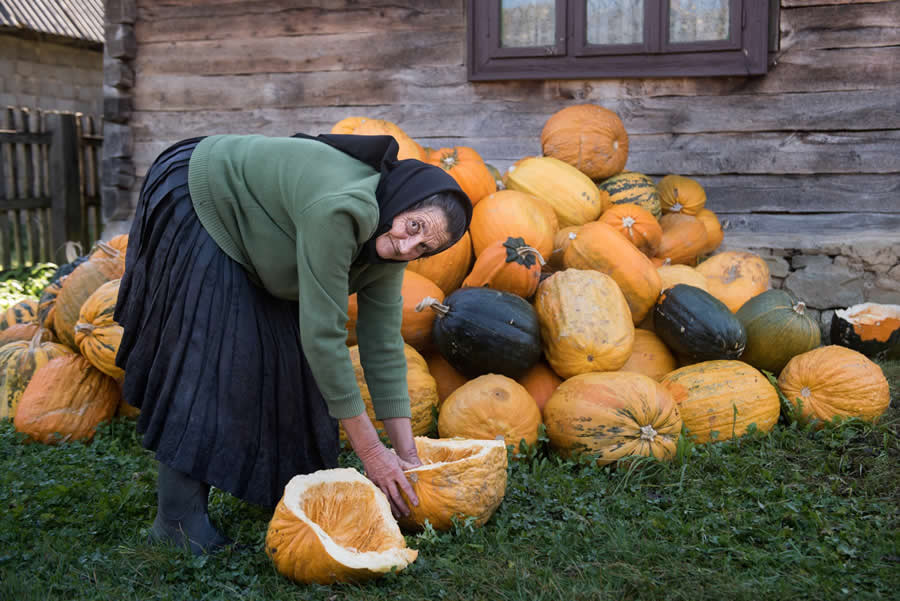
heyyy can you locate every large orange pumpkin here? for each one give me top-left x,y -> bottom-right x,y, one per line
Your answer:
696,251 -> 771,313
406,231 -> 473,295
516,361 -> 563,412
438,374 -> 542,452
562,220 -> 661,324
424,351 -> 468,407
425,146 -> 496,207
469,190 -> 558,259
534,269 -> 634,378
660,360 -> 780,444
543,371 -> 682,465
331,116 -> 424,161
346,270 -> 444,351
503,156 -> 609,228
599,203 -> 663,257
540,104 -> 629,180
74,279 -> 123,380
14,354 -> 120,444
619,329 -> 678,381
53,256 -> 124,350
399,437 -> 508,531
462,236 -> 545,298
656,175 -> 707,215
653,213 -> 709,267
695,209 -> 724,254
777,345 -> 890,427
266,468 -> 418,584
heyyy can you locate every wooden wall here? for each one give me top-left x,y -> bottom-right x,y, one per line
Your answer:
126,0 -> 900,238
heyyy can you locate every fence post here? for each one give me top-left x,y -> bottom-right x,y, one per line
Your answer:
47,112 -> 82,265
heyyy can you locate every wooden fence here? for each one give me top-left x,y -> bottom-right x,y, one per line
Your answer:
0,106 -> 103,271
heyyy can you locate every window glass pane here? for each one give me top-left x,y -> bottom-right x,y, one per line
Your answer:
500,0 -> 556,47
586,0 -> 644,45
669,0 -> 729,42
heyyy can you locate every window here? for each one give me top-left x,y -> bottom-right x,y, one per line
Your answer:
467,0 -> 774,80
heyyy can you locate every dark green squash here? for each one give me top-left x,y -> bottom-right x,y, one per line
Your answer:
654,284 -> 746,361
416,287 -> 542,379
831,302 -> 900,361
735,289 -> 821,374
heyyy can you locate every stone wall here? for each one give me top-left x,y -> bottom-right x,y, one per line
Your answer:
0,35 -> 103,116
721,232 -> 900,343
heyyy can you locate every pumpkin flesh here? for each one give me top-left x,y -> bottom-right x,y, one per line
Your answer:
266,468 -> 417,584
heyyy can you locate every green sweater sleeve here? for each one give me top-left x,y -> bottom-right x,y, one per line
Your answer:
293,195 -> 372,420
355,265 -> 411,420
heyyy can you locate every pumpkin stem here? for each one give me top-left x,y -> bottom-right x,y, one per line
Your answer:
639,424 -> 658,441
28,327 -> 45,351
74,323 -> 96,334
93,240 -> 121,259
516,245 -> 546,266
621,216 -> 636,231
415,296 -> 449,317
793,301 -> 807,315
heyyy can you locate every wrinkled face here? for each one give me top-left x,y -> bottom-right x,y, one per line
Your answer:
375,207 -> 451,262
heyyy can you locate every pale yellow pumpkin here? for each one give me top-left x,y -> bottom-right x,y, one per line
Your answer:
534,269 -> 634,378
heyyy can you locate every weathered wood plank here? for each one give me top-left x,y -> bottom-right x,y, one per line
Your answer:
698,175 -> 900,214
415,131 -> 900,175
128,86 -> 900,143
132,46 -> 900,112
135,0 -> 463,43
780,2 -> 900,51
717,212 -> 900,234
137,30 -> 463,76
134,127 -> 900,183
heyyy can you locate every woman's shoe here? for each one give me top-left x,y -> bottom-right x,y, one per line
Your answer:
149,462 -> 233,555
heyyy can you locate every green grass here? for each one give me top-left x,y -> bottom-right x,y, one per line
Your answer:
1,369 -> 898,601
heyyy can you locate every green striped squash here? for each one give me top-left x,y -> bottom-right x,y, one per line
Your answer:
0,298 -> 39,330
0,329 -> 73,419
735,289 -> 821,374
74,279 -> 123,380
596,172 -> 662,220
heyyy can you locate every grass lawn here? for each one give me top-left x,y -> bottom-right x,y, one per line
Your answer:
0,360 -> 897,601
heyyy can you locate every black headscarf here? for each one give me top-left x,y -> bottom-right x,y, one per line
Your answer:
291,132 -> 472,264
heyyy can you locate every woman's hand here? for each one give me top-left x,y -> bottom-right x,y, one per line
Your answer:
341,413 -> 419,517
382,417 -> 422,467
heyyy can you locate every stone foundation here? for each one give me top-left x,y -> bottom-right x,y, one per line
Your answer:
720,231 -> 900,343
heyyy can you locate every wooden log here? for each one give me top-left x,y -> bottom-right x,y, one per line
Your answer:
698,175 -> 900,214
135,1 -> 463,43
132,46 -> 900,111
717,212 -> 900,235
46,113 -> 82,265
780,2 -> 900,51
136,30 -> 463,76
781,0 -> 894,6
128,86 -> 900,142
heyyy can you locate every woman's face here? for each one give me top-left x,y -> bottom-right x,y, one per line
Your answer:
375,207 -> 451,261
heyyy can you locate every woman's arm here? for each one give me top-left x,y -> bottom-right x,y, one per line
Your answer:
341,413 -> 419,517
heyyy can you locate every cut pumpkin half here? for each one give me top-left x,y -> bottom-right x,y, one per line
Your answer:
266,468 -> 418,585
400,437 -> 508,531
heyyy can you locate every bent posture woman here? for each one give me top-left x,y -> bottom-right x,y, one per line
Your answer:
114,133 -> 471,554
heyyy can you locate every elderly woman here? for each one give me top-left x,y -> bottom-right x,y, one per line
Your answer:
114,133 -> 471,555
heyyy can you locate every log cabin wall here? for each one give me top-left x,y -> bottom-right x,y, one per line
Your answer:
103,0 -> 899,317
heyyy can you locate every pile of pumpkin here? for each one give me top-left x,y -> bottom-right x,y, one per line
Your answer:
335,106 -> 894,463
0,236 -> 133,443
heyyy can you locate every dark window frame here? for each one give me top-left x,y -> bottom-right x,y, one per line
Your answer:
467,0 -> 773,81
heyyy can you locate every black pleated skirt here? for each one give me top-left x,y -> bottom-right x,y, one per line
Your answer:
114,138 -> 339,509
